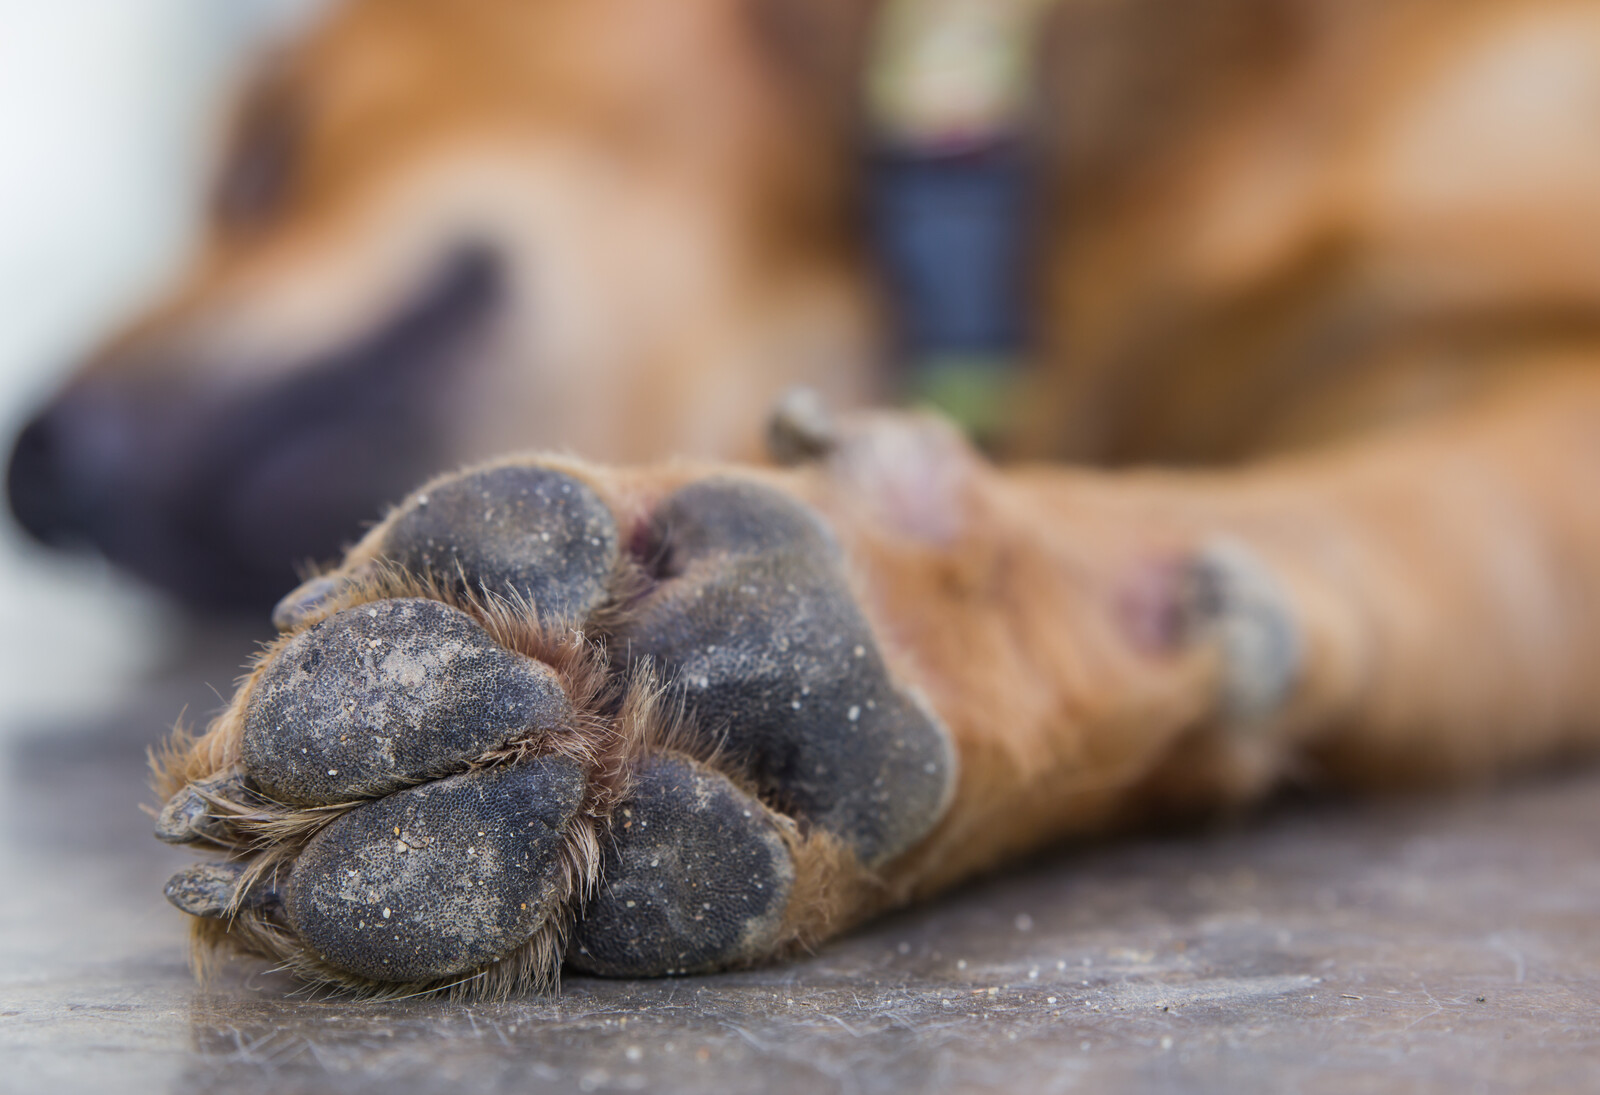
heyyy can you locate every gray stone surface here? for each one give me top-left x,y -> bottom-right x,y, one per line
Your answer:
2,630 -> 1598,1094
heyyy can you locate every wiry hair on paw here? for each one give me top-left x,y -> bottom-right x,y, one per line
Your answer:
152,568 -> 681,1000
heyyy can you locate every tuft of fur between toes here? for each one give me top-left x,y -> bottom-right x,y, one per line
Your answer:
152,464 -> 954,999
153,568 -> 673,1000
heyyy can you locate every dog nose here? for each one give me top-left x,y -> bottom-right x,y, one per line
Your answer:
4,383 -> 304,608
6,243 -> 502,609
7,406 -> 79,547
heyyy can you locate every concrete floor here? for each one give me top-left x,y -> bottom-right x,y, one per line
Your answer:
2,630 -> 1598,1095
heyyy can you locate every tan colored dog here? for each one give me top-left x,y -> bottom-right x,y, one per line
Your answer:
152,372 -> 1600,996
12,0 -> 1600,604
138,0 -> 1600,996
1023,0 -> 1600,465
8,0 -> 882,605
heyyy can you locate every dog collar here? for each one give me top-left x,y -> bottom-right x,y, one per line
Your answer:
865,0 -> 1048,439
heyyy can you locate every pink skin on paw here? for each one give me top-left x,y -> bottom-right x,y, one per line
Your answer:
1115,556 -> 1196,657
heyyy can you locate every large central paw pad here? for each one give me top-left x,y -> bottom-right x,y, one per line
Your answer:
625,481 -> 951,867
155,462 -> 954,997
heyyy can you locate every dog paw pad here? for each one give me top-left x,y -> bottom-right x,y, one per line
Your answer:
158,464 -> 957,997
241,598 -> 574,805
569,754 -> 794,977
623,479 -> 955,867
379,465 -> 618,623
285,758 -> 587,983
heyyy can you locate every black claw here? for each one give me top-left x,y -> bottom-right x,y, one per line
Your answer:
164,861 -> 278,918
285,759 -> 586,983
271,574 -> 348,633
242,599 -> 574,806
623,480 -> 954,868
154,770 -> 249,844
569,754 -> 794,977
1184,540 -> 1303,722
379,465 -> 618,624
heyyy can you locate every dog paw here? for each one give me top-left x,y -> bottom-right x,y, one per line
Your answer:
155,462 -> 954,996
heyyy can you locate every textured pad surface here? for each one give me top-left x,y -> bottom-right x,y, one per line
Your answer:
621,479 -> 954,868
380,465 -> 618,623
243,599 -> 572,805
286,758 -> 586,983
569,754 -> 794,977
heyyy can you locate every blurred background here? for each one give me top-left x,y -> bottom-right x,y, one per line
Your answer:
0,0 -> 330,726
4,0 -> 1600,762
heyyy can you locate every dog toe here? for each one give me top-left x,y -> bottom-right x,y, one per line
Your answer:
241,598 -> 575,806
285,758 -> 587,983
379,465 -> 618,623
569,753 -> 795,977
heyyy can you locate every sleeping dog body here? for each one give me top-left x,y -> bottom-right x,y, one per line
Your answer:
10,0 -> 1600,992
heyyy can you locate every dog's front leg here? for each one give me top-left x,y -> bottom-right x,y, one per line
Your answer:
788,378 -> 1600,902
151,378 -> 1600,995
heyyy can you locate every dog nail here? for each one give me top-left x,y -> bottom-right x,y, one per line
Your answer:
164,861 -> 277,918
154,770 -> 249,844
766,386 -> 837,465
1184,538 -> 1303,723
271,574 -> 347,632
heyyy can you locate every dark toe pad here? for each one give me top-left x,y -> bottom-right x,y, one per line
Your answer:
380,465 -> 618,624
242,598 -> 573,805
569,754 -> 794,977
286,758 -> 586,983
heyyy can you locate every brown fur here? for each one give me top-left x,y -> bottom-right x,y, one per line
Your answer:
120,0 -> 1600,466
26,0 -> 1600,610
90,0 -> 881,463
1022,0 -> 1600,462
142,0 -> 1600,993
156,371 -> 1600,994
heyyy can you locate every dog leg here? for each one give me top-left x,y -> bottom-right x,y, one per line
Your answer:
153,376 -> 1600,995
153,455 -> 958,995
